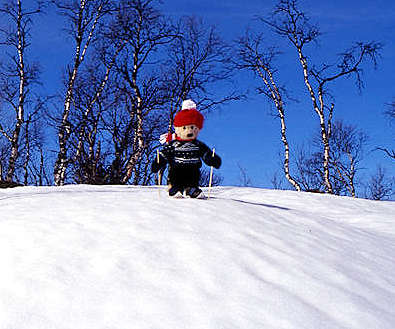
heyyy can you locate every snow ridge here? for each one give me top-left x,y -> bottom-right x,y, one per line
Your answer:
1,185 -> 394,329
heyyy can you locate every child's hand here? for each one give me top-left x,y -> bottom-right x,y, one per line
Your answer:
151,160 -> 161,173
211,154 -> 222,169
203,151 -> 222,169
159,133 -> 176,144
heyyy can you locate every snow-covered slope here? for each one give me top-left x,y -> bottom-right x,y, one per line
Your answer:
1,185 -> 394,329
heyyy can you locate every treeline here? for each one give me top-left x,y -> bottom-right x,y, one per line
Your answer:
0,0 -> 393,199
0,0 -> 239,187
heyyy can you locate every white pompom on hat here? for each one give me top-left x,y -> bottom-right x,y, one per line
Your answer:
174,99 -> 204,129
181,99 -> 196,110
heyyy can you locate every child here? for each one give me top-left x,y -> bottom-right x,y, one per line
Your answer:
152,100 -> 221,198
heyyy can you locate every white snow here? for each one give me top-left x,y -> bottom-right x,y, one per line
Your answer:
0,185 -> 395,329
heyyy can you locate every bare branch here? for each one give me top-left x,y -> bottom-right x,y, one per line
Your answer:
376,147 -> 395,160
235,29 -> 301,191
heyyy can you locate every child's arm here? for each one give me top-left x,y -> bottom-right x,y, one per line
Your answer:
151,146 -> 171,173
200,143 -> 222,169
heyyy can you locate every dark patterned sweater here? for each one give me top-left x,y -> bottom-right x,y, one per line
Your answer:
152,139 -> 221,172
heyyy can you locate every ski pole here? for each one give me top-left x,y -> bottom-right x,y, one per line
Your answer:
208,148 -> 215,199
157,149 -> 161,197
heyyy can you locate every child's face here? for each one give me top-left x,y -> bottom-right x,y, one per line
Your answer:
174,124 -> 200,140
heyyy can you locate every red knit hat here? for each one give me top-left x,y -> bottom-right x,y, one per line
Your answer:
173,100 -> 204,129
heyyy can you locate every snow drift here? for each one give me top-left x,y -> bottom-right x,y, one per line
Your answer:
0,185 -> 394,329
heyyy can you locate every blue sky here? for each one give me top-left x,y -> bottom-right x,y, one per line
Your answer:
26,0 -> 395,190
163,0 -> 395,188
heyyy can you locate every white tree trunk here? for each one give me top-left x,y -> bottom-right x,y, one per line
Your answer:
54,0 -> 104,186
6,0 -> 25,183
296,47 -> 333,193
255,59 -> 301,191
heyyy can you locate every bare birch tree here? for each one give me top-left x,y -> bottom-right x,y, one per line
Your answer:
66,16 -> 127,184
151,16 -> 242,186
162,16 -> 241,131
377,99 -> 395,160
294,121 -> 368,196
365,166 -> 394,200
104,0 -> 176,184
67,62 -> 113,184
52,0 -> 115,186
0,0 -> 43,183
261,0 -> 381,193
21,100 -> 47,185
328,121 -> 368,197
237,163 -> 252,187
236,31 -> 301,191
294,145 -> 323,192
